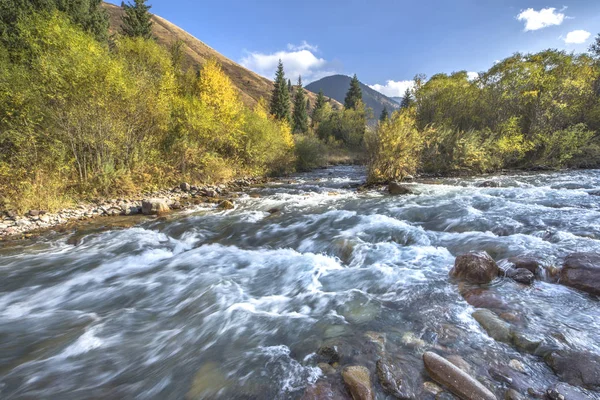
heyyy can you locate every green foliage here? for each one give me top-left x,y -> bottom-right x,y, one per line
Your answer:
344,74 -> 362,110
400,88 -> 412,109
311,90 -> 329,128
121,0 -> 154,40
590,34 -> 600,60
270,60 -> 291,122
294,134 -> 328,171
317,103 -> 366,149
292,76 -> 309,133
379,106 -> 389,122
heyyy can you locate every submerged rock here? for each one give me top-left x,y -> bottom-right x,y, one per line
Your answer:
388,182 -> 412,195
376,356 -> 418,399
507,257 -> 541,275
423,352 -> 497,400
342,366 -> 374,400
301,380 -> 349,400
544,350 -> 600,390
560,253 -> 600,296
217,200 -> 235,210
141,198 -> 170,215
506,268 -> 535,285
478,180 -> 501,188
450,252 -> 499,284
472,309 -> 512,343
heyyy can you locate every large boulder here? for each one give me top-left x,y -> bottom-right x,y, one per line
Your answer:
450,252 -> 499,284
341,366 -> 374,400
560,253 -> 600,296
388,182 -> 412,195
423,352 -> 497,400
141,198 -> 170,215
545,351 -> 600,390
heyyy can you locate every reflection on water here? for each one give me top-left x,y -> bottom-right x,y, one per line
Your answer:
1,166 -> 600,399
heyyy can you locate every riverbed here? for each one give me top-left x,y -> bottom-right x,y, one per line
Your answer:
1,166 -> 599,399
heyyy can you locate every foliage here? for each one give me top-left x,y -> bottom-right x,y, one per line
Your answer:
121,0 -> 154,39
270,59 -> 291,122
294,134 -> 328,172
400,88 -> 412,109
379,106 -> 389,122
317,102 -> 366,149
292,76 -> 309,133
344,74 -> 362,110
311,90 -> 329,128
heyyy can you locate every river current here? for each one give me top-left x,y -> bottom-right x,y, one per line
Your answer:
1,166 -> 600,399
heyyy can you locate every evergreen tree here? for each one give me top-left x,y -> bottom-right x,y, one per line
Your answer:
288,79 -> 292,92
121,0 -> 153,39
314,90 -> 326,112
344,74 -> 363,110
292,76 -> 309,133
270,59 -> 291,122
400,88 -> 413,109
306,98 -> 311,114
591,34 -> 600,59
380,106 -> 389,122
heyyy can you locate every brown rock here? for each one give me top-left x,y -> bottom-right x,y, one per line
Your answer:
544,350 -> 600,390
560,253 -> 600,296
450,252 -> 499,284
376,357 -> 416,399
507,257 -> 541,274
141,198 -> 170,215
342,366 -> 374,400
389,182 -> 412,195
423,352 -> 497,400
301,380 -> 349,400
217,200 -> 235,210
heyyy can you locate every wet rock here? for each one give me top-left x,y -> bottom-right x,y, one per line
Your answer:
388,182 -> 412,195
446,355 -> 472,374
450,252 -> 499,284
544,350 -> 600,390
423,352 -> 497,400
217,200 -> 235,210
376,357 -> 416,399
545,389 -> 564,400
249,193 -> 261,198
403,175 -> 415,182
472,309 -> 512,343
342,366 -> 374,400
186,362 -> 231,399
507,257 -> 541,275
180,182 -> 191,192
504,389 -> 525,400
317,345 -> 341,364
560,253 -> 600,296
268,208 -> 280,214
339,298 -> 380,325
141,198 -> 170,215
478,181 -> 501,188
510,332 -> 543,354
509,359 -> 526,373
318,363 -> 337,375
506,268 -> 535,285
461,287 -> 509,310
364,332 -> 386,354
301,380 -> 349,400
548,383 -> 591,400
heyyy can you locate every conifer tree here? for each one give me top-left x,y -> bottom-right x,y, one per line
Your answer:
306,98 -> 311,114
380,106 -> 389,122
344,74 -> 362,110
591,34 -> 600,59
270,59 -> 291,122
400,88 -> 413,109
288,79 -> 292,92
292,76 -> 309,133
121,0 -> 153,39
314,90 -> 326,112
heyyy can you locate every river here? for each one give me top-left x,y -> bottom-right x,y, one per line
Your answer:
1,166 -> 600,399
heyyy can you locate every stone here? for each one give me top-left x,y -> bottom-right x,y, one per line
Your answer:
28,210 -> 40,217
317,345 -> 341,364
170,201 -> 183,210
388,182 -> 412,195
544,350 -> 600,390
317,363 -> 337,375
450,252 -> 499,284
548,383 -> 591,400
217,200 -> 235,210
507,268 -> 535,285
376,357 -> 416,399
423,352 -> 497,400
472,309 -> 512,343
301,380 -> 348,400
461,287 -> 509,310
478,180 -> 501,188
180,182 -> 191,192
545,389 -> 564,400
186,362 -> 231,399
509,359 -> 526,373
560,253 -> 600,296
504,389 -> 525,400
141,198 -> 170,215
507,257 -> 541,274
342,366 -> 374,400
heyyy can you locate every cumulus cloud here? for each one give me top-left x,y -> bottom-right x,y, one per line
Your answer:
240,42 -> 335,83
564,30 -> 591,44
368,80 -> 414,97
517,7 -> 565,31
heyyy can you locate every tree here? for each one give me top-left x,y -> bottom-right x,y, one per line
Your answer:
344,74 -> 362,110
590,33 -> 600,59
292,76 -> 308,133
288,78 -> 292,92
121,0 -> 153,40
269,59 -> 291,122
311,90 -> 328,128
400,88 -> 413,109
380,106 -> 389,122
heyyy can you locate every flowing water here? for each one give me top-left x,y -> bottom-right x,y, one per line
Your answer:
1,166 -> 600,399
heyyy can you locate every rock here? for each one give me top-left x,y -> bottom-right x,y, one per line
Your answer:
423,352 -> 497,400
170,201 -> 182,210
506,268 -> 535,285
267,208 -> 280,214
342,366 -> 374,400
545,389 -> 564,400
28,210 -> 40,217
180,182 -> 191,192
450,252 -> 499,284
544,350 -> 600,390
217,200 -> 235,210
403,175 -> 415,182
317,345 -> 341,364
507,257 -> 541,275
504,389 -> 525,400
249,193 -> 261,199
460,287 -> 509,310
364,331 -> 386,354
317,363 -> 337,375
509,360 -> 526,373
478,181 -> 501,188
376,357 -> 417,399
141,198 -> 170,215
472,309 -> 512,343
560,253 -> 600,296
301,380 -> 348,400
388,182 -> 412,195
548,383 -> 591,400
6,210 -> 17,219
186,362 -> 231,399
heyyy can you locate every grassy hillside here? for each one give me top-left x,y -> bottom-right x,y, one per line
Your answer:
306,74 -> 399,120
103,3 -> 336,109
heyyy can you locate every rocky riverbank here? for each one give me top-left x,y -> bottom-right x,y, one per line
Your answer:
0,177 -> 269,240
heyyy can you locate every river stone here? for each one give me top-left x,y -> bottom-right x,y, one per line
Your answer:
301,380 -> 348,400
423,352 -> 497,400
507,257 -> 541,274
342,366 -> 374,400
560,253 -> 600,296
544,350 -> 600,390
388,182 -> 412,195
472,309 -> 512,343
504,388 -> 525,400
186,362 -> 231,399
217,200 -> 235,210
180,182 -> 191,192
548,383 -> 592,400
376,357 -> 417,399
506,268 -> 535,285
450,252 -> 499,284
478,180 -> 501,188
460,287 -> 509,310
142,198 -> 170,215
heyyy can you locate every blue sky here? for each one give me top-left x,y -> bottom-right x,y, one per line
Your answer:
111,0 -> 600,96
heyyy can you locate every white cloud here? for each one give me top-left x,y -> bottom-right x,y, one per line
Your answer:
517,7 -> 565,31
564,30 -> 591,44
368,80 -> 414,97
467,71 -> 479,81
240,42 -> 335,83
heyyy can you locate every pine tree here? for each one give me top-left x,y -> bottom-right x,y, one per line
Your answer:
344,74 -> 363,110
314,90 -> 326,112
306,98 -> 311,114
288,79 -> 292,92
121,0 -> 153,39
591,34 -> 600,59
380,106 -> 389,122
292,76 -> 308,133
400,88 -> 413,109
270,59 -> 291,122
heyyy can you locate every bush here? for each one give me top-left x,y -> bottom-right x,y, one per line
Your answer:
294,134 -> 328,171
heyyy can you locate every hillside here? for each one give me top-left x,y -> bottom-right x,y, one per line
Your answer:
102,3 -> 334,109
305,75 -> 400,120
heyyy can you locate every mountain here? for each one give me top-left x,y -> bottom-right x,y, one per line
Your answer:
102,3 -> 336,109
305,75 -> 400,120
391,97 -> 403,105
